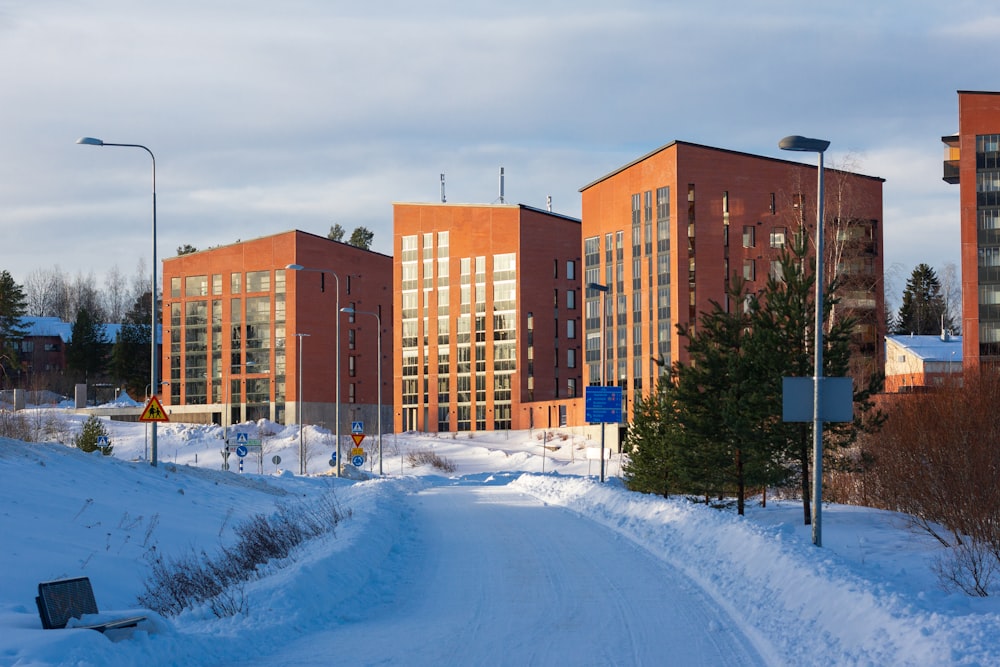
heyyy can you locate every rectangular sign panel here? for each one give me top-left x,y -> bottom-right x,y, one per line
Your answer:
782,376 -> 854,423
585,386 -> 623,424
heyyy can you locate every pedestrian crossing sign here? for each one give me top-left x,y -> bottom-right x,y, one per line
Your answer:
139,395 -> 170,423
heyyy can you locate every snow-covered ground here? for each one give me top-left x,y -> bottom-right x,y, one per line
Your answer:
1,408 -> 999,666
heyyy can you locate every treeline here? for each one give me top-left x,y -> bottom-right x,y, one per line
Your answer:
20,261 -> 150,324
0,262 -> 154,398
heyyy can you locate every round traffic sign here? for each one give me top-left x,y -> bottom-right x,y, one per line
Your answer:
351,455 -> 365,467
236,445 -> 248,458
272,455 -> 281,465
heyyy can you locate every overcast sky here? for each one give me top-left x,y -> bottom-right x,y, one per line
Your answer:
1,1 -> 994,307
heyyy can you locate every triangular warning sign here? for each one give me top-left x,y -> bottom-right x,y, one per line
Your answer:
139,395 -> 170,423
351,433 -> 365,447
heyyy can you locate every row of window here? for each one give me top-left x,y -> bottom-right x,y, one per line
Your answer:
170,270 -> 285,298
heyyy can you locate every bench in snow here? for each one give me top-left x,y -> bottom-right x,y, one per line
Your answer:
36,576 -> 147,632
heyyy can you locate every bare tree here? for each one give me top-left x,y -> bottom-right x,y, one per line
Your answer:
22,267 -> 64,317
102,265 -> 128,323
938,261 -> 962,334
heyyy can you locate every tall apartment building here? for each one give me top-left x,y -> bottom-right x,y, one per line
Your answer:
942,90 -> 1000,368
160,230 -> 392,435
580,141 -> 885,417
393,203 -> 582,434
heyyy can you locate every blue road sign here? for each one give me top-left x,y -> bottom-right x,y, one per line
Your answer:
351,455 -> 365,467
585,386 -> 623,423
97,435 -> 110,447
236,432 -> 249,444
351,421 -> 364,434
236,445 -> 249,458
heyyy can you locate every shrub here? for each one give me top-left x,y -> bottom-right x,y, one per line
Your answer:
857,371 -> 1000,595
139,486 -> 349,617
74,415 -> 113,455
406,449 -> 456,472
0,409 -> 30,441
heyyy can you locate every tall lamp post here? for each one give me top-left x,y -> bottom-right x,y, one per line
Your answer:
295,333 -> 311,475
779,134 -> 830,547
340,307 -> 382,475
77,137 -> 160,466
286,264 -> 342,477
587,282 -> 609,483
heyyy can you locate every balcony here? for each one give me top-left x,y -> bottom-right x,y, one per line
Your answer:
943,160 -> 960,184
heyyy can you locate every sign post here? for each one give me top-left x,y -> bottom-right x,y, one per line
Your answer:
586,386 -> 622,482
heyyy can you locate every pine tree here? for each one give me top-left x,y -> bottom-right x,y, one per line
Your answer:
0,270 -> 28,386
66,306 -> 110,382
753,235 -> 884,524
623,373 -> 681,497
895,263 -> 953,335
669,279 -> 782,514
111,292 -> 152,397
74,414 -> 113,455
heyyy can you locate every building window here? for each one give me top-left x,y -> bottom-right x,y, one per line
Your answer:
567,289 -> 576,310
348,355 -> 356,377
742,226 -> 755,248
567,348 -> 576,368
567,378 -> 577,398
770,260 -> 784,281
567,319 -> 576,339
231,273 -> 242,295
743,259 -> 756,281
770,227 -> 787,249
348,328 -> 356,350
246,270 -> 270,293
566,260 -> 576,280
212,274 -> 223,296
348,383 -> 356,404
185,275 -> 208,297
170,277 -> 181,298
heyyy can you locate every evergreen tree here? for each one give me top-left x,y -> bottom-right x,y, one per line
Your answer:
753,235 -> 884,524
895,263 -> 953,335
111,291 -> 152,397
176,244 -> 198,255
348,226 -> 374,250
669,280 -> 782,514
623,373 -> 682,498
74,414 -> 113,455
66,306 -> 110,382
0,270 -> 28,386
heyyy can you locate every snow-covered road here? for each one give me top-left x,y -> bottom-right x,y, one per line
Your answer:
244,480 -> 769,666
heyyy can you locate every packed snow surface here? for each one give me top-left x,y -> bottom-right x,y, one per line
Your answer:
1,411 -> 999,666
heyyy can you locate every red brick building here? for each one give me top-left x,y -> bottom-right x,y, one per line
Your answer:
942,91 -> 1000,368
392,203 -> 582,433
581,141 -> 886,418
160,230 -> 392,434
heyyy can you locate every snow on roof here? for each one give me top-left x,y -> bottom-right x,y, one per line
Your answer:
22,317 -> 125,343
885,334 -> 963,362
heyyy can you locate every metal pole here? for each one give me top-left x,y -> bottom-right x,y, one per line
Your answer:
76,138 -> 158,466
376,312 -> 382,475
778,135 -> 831,547
296,333 -> 310,475
286,265 -> 341,477
812,150 -> 826,547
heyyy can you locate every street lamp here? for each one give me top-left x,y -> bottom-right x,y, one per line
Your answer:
295,333 -> 311,475
286,264 -> 342,477
78,136 -> 160,466
779,134 -> 830,547
587,281 -> 609,483
340,307 -> 382,475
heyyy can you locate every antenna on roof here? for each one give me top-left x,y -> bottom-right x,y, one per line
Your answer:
499,167 -> 505,204
547,195 -> 552,211
440,173 -> 446,203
